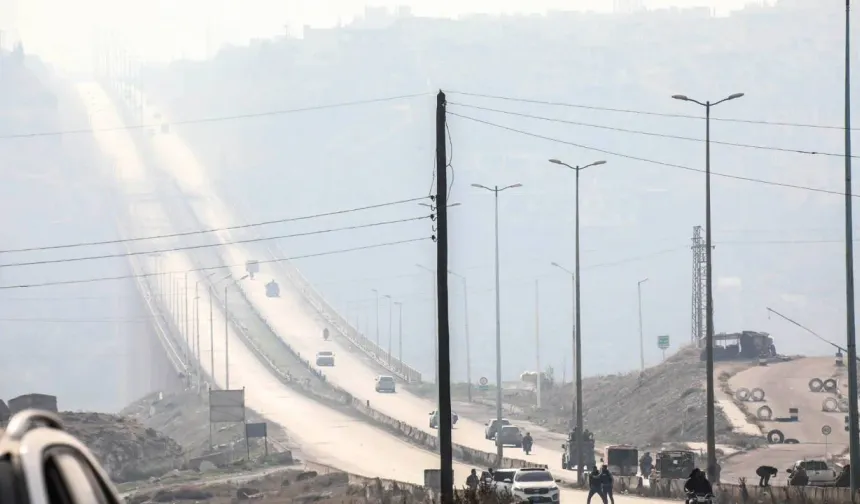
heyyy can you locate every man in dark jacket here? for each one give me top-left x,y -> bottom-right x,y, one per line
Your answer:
587,467 -> 607,504
599,465 -> 615,504
755,466 -> 778,487
684,468 -> 713,499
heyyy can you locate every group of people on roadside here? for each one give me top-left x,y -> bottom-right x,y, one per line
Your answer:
586,465 -> 617,504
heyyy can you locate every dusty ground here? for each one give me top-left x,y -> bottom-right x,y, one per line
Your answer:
121,389 -> 292,460
122,467 -> 432,504
409,346 -> 762,450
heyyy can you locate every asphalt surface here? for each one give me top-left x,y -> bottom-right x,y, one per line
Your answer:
726,356 -> 849,480
131,93 -> 582,479
76,80 -> 688,504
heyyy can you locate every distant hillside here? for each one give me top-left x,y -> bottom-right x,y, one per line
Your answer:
413,346 -> 761,449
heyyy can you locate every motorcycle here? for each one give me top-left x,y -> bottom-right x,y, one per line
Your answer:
686,493 -> 714,504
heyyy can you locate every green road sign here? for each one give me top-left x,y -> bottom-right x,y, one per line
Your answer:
658,335 -> 670,350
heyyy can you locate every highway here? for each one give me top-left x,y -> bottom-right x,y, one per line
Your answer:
78,79 -> 688,504
133,95 -> 584,481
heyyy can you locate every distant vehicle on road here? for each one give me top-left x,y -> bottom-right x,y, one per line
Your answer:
375,375 -> 396,393
428,410 -> 459,429
655,450 -> 695,479
484,418 -> 511,440
497,425 -> 524,447
315,351 -> 335,367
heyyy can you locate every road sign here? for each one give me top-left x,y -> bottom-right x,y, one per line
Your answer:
478,377 -> 489,391
822,425 -> 832,436
657,335 -> 670,350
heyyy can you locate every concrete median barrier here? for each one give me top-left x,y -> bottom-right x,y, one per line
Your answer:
619,477 -> 855,503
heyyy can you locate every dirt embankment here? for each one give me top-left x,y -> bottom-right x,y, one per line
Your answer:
410,346 -> 761,449
121,390 -> 291,460
50,411 -> 184,483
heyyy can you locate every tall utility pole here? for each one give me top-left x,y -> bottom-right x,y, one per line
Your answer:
843,0 -> 860,493
638,278 -> 649,371
435,90 -> 454,504
448,269 -> 473,402
672,91 -> 744,484
184,272 -> 189,358
549,158 -> 606,485
195,282 -> 200,390
471,181 -> 523,465
535,279 -> 541,409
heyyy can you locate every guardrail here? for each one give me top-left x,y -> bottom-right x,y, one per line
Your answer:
227,196 -> 423,384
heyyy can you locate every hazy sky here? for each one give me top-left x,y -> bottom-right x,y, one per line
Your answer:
14,0 -> 767,69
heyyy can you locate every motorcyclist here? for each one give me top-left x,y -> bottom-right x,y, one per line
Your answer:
522,432 -> 534,454
587,467 -> 607,504
466,469 -> 479,491
323,328 -> 330,341
684,468 -> 713,502
600,465 -> 615,504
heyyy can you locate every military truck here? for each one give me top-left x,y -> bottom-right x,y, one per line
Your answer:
655,450 -> 695,479
561,427 -> 596,471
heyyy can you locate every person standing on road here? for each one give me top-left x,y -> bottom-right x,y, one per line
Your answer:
587,467 -> 607,504
466,469 -> 479,491
600,465 -> 615,504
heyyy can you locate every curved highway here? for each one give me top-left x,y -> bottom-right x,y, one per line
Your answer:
78,80 -> 687,504
135,97 -> 580,480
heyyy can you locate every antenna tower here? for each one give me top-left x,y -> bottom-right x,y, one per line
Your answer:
691,225 -> 707,347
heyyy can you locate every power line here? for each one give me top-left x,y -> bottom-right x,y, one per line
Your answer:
447,90 -> 857,131
0,93 -> 431,141
448,112 -> 855,198
0,236 -> 431,290
0,317 -> 151,323
0,196 -> 429,254
448,102 -> 853,159
0,215 -> 430,269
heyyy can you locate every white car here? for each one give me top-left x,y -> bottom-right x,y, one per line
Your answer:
510,468 -> 561,503
315,351 -> 335,366
375,375 -> 396,393
788,460 -> 839,486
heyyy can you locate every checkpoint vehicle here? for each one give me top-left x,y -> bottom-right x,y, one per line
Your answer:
315,350 -> 335,367
375,375 -> 396,393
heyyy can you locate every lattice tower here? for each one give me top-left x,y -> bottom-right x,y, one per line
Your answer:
691,226 -> 707,347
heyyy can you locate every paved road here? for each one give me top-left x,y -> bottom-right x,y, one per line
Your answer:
727,357 -> 848,478
135,95 -> 579,480
80,80 -> 681,504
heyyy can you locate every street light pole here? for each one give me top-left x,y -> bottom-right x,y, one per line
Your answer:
416,264 -> 439,385
384,294 -> 393,365
535,279 -> 541,409
551,261 -> 576,432
448,270 -> 473,402
395,301 -> 403,371
672,92 -> 744,483
184,272 -> 189,359
471,182 -> 522,464
548,158 -> 606,485
372,288 -> 380,349
638,278 -> 649,372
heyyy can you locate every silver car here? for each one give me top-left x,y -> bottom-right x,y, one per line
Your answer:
375,375 -> 396,393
